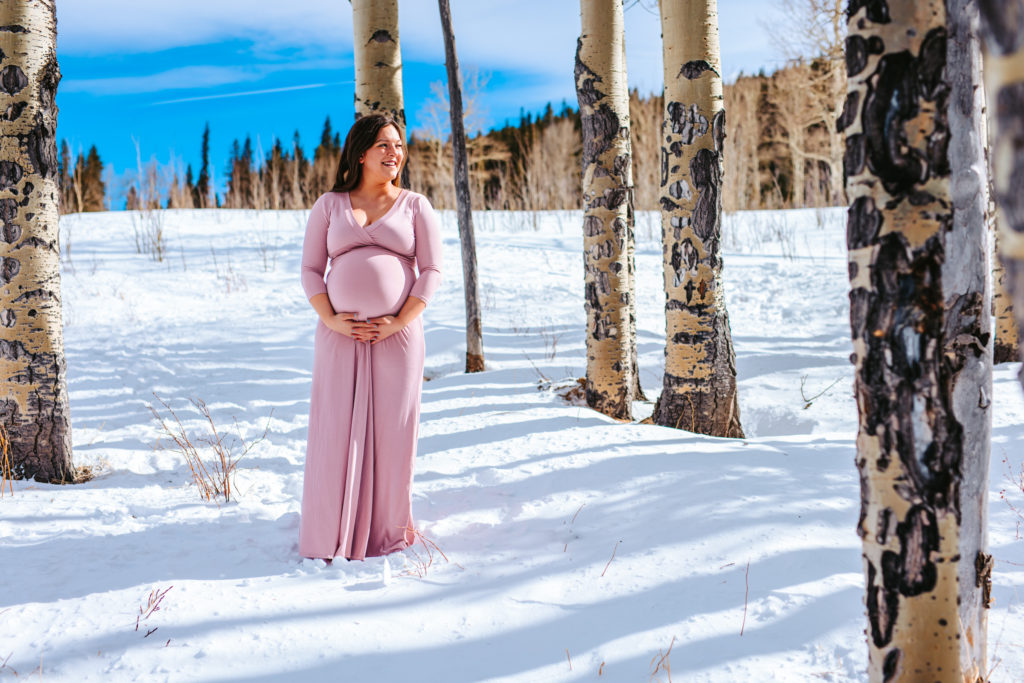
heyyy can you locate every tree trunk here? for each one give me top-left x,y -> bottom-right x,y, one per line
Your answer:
437,0 -> 484,373
652,0 -> 743,437
575,0 -> 641,420
841,1 -> 992,678
993,229 -> 1020,362
979,0 -> 1024,383
351,0 -> 408,187
0,0 -> 74,482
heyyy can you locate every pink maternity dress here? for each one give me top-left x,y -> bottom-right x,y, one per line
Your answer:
298,189 -> 442,560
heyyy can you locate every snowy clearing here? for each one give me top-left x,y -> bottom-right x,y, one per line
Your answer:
1,207 -> 1021,682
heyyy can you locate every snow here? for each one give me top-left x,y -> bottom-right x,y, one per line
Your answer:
1,206 -> 1022,681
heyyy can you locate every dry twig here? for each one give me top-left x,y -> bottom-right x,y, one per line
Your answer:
741,559 -> 751,635
649,635 -> 676,682
0,423 -> 12,497
601,540 -> 621,578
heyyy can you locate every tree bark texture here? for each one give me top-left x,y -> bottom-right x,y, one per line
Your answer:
979,0 -> 1024,381
575,0 -> 640,420
841,1 -> 993,679
351,0 -> 404,126
652,0 -> 743,437
0,0 -> 73,482
351,0 -> 408,187
437,0 -> 484,373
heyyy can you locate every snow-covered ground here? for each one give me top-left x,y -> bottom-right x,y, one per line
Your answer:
1,206 -> 1022,682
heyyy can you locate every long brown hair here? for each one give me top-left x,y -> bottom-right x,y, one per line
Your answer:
330,114 -> 406,193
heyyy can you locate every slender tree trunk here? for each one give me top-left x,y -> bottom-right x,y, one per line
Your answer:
351,0 -> 408,187
993,229 -> 1020,362
575,0 -> 640,420
0,0 -> 74,482
979,0 -> 1024,383
652,0 -> 743,437
841,1 -> 992,678
437,0 -> 484,373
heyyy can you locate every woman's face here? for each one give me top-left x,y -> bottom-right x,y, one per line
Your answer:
359,124 -> 404,185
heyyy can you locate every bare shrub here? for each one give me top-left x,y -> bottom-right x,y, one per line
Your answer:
148,393 -> 269,505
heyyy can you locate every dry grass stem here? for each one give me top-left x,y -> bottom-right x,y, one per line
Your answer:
565,648 -> 572,671
601,540 -> 621,578
400,526 -> 461,577
0,424 -> 12,497
149,393 -> 270,505
741,559 -> 751,636
649,635 -> 676,682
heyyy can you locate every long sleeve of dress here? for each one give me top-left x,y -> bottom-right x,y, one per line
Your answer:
301,195 -> 330,300
408,195 -> 443,304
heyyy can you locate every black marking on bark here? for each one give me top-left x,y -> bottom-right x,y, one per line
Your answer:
2,222 -> 21,244
574,40 -> 604,108
40,51 -> 60,111
583,215 -> 604,237
865,558 -> 899,647
25,120 -> 59,179
994,341 -> 1020,364
978,0 -> 1024,56
882,648 -> 901,681
660,197 -> 680,212
582,105 -> 620,166
883,505 -> 939,597
690,148 -> 721,242
837,92 -> 859,133
0,64 -> 28,95
12,288 -> 52,303
0,197 -> 16,223
711,110 -> 725,153
369,30 -> 394,44
847,196 -> 883,250
994,83 -> 1024,233
679,60 -> 717,80
2,100 -> 26,122
876,507 -> 893,544
849,261 -> 859,280
0,309 -> 13,327
0,256 -> 20,284
847,0 -> 892,23
861,30 -> 949,198
846,35 -> 870,77
975,551 -> 993,608
0,25 -> 29,33
844,133 -> 866,179
14,235 -> 54,252
22,181 -> 33,196
0,160 -> 23,190
666,101 -> 708,146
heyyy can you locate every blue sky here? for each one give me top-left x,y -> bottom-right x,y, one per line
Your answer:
55,0 -> 783,204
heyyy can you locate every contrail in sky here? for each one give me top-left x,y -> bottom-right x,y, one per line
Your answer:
152,81 -> 351,106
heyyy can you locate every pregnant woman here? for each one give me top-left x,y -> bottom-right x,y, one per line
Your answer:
299,114 -> 442,561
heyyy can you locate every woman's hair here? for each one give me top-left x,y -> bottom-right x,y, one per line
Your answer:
330,114 -> 406,193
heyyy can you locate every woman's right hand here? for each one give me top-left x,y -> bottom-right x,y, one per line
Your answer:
326,311 -> 379,342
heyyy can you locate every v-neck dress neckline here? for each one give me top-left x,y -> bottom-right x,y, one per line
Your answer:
345,189 -> 406,231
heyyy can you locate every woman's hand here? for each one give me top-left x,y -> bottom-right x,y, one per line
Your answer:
367,315 -> 406,344
326,312 -> 379,342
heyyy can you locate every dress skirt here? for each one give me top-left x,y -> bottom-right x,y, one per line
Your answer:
298,316 -> 424,560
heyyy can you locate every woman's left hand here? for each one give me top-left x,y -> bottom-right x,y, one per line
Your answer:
368,315 -> 406,344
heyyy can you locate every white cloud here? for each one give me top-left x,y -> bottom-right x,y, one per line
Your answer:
57,0 -> 779,98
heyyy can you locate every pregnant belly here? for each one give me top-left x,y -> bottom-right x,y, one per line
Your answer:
326,246 -> 413,319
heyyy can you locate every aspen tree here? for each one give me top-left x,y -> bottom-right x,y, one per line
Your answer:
438,0 -> 484,372
575,0 -> 641,419
841,0 -> 992,678
0,0 -> 74,482
979,0 -> 1024,377
653,0 -> 743,437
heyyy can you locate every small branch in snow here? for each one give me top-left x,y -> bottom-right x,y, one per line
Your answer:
740,559 -> 750,636
601,541 -> 621,577
799,375 -> 842,409
566,648 -> 572,671
571,503 -> 585,524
